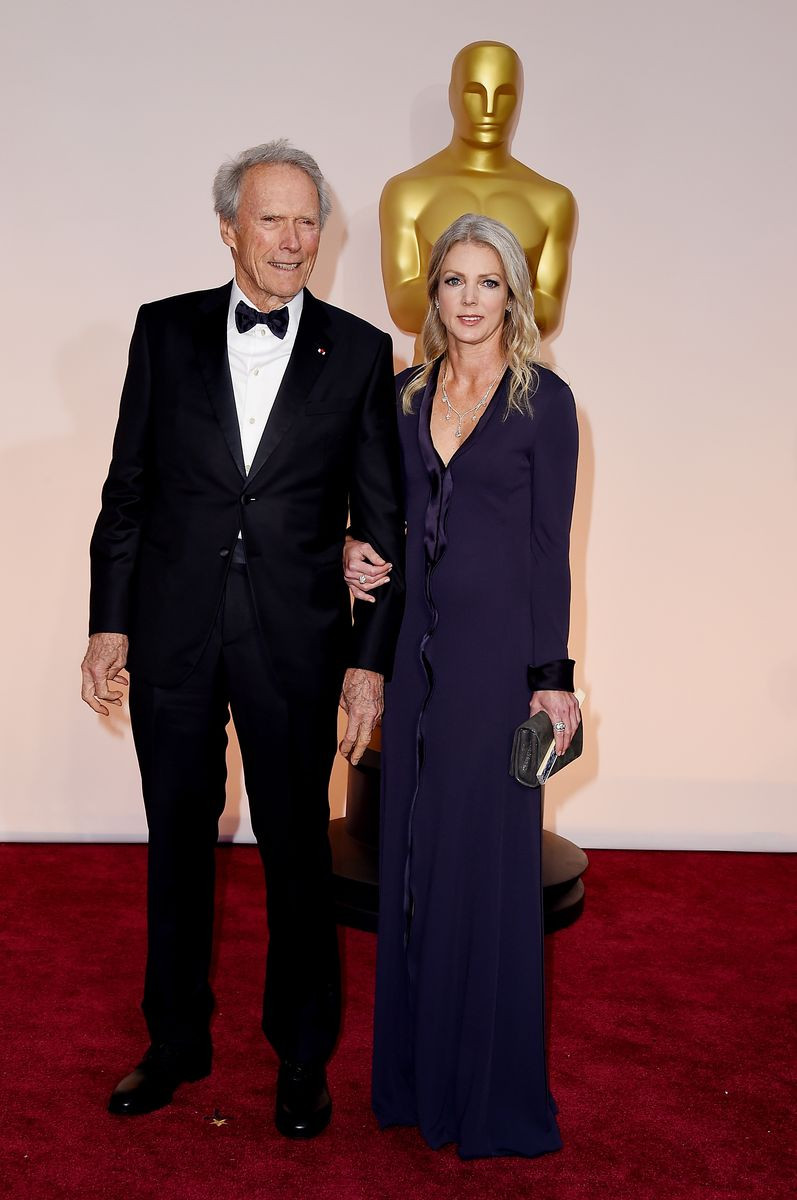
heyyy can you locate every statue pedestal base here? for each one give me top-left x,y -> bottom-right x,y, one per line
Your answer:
331,750 -> 587,933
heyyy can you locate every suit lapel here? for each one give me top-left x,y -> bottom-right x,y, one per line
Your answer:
193,282 -> 245,478
247,290 -> 332,482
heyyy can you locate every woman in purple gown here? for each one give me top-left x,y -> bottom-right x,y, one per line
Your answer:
345,215 -> 580,1159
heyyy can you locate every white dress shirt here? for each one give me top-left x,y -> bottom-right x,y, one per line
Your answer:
226,280 -> 304,475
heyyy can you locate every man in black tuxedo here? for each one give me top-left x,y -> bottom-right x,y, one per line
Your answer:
80,140 -> 405,1137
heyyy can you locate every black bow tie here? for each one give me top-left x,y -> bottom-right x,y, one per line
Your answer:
235,300 -> 289,339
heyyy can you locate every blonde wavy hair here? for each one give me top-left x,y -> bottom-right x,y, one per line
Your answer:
401,213 -> 541,416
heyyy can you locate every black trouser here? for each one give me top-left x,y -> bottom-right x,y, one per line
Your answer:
129,560 -> 341,1065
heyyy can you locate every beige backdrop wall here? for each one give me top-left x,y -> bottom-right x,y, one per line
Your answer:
1,0 -> 794,848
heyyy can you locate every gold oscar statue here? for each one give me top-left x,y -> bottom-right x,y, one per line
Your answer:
380,40 -> 576,359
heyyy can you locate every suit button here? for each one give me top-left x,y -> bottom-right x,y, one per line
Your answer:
219,548 -> 230,557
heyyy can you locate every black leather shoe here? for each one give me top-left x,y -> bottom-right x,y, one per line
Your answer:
275,1061 -> 332,1139
108,1042 -> 211,1116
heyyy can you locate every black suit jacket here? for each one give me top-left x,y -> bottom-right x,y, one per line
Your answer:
89,283 -> 406,701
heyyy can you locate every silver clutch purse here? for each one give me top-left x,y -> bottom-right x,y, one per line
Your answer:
510,711 -> 583,787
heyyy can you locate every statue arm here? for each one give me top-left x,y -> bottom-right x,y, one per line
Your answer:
379,182 -> 427,335
533,189 -> 577,339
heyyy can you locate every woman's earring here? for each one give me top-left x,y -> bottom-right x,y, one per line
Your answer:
434,298 -> 439,310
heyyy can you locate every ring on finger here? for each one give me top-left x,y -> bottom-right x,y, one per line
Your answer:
358,574 -> 367,585
553,720 -> 566,732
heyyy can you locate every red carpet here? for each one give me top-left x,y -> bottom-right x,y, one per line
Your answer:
1,846 -> 794,1199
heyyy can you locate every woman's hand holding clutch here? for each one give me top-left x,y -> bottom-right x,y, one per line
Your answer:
529,689 -> 581,757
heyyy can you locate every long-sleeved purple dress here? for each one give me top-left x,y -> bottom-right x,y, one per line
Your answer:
372,358 -> 578,1159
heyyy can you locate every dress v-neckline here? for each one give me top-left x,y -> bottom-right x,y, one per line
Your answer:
420,358 -> 509,472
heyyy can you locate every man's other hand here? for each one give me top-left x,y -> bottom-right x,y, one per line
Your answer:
81,633 -> 129,715
339,668 -> 384,765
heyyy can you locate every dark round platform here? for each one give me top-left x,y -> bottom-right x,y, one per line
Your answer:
331,744 -> 587,934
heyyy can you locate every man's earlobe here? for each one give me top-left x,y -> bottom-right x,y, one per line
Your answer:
219,217 -> 236,250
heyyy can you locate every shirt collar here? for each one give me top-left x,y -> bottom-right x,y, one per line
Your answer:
227,279 -> 304,335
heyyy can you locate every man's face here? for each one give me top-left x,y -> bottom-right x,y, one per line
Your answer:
449,43 -> 522,148
220,163 -> 321,310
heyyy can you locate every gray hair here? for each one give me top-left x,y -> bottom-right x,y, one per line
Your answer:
402,213 -> 540,416
212,139 -> 331,227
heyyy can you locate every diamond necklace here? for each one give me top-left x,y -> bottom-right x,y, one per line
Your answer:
440,358 -> 505,439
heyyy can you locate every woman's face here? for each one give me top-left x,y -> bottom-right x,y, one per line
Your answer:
436,241 -> 509,350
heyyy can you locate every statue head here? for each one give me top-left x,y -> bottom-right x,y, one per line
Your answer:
448,41 -> 523,149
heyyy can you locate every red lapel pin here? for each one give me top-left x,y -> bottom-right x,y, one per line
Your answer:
317,346 -> 327,356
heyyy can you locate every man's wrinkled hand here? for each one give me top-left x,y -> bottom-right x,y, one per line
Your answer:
339,667 -> 384,765
81,633 -> 129,715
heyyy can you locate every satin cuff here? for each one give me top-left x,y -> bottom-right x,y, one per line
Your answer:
527,659 -> 575,693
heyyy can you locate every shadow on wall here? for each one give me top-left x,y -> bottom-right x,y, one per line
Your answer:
533,197 -> 596,832
311,184 -> 347,301
543,397 -> 598,831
